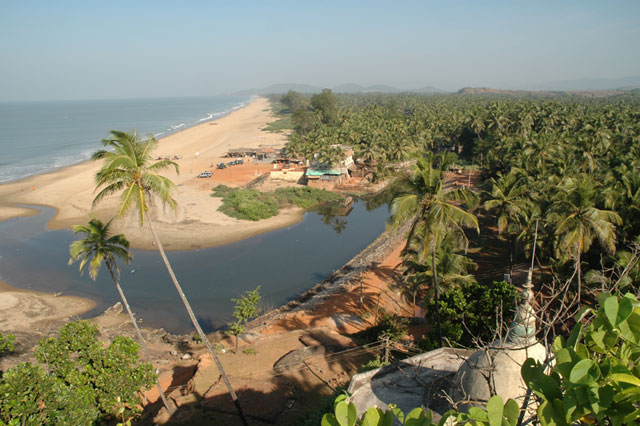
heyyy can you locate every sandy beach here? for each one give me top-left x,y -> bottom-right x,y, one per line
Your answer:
0,97 -> 303,250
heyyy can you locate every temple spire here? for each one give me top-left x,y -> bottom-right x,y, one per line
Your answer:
507,221 -> 538,345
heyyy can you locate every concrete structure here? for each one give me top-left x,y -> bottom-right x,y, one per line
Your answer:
269,166 -> 306,183
348,348 -> 474,420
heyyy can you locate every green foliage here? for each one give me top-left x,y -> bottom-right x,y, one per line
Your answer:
263,115 -> 294,133
274,186 -> 342,208
211,185 -> 342,221
227,286 -> 261,353
420,281 -> 519,350
311,89 -> 339,126
216,187 -> 280,220
521,293 -> 640,425
0,332 -> 15,354
357,355 -> 390,373
0,321 -> 155,426
357,310 -> 409,343
242,348 -> 257,355
281,90 -> 306,112
321,393 -> 519,426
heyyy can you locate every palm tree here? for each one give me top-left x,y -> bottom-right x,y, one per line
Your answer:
68,216 -> 174,414
390,153 -> 479,347
483,170 -> 532,275
92,130 -> 249,426
549,176 -> 622,301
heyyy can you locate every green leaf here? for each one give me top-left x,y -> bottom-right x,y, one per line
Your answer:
322,414 -> 341,426
486,395 -> 504,426
610,373 -> 640,386
566,322 -> 584,349
362,407 -> 382,426
381,410 -> 394,426
613,386 -> 640,404
555,348 -> 573,379
569,359 -> 598,385
622,408 -> 640,424
335,401 -> 352,426
391,405 -> 404,424
604,296 -> 619,327
468,406 -> 489,421
502,399 -> 519,425
617,297 -> 634,325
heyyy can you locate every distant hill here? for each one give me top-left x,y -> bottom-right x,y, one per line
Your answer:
230,83 -> 445,96
332,83 -> 365,93
412,86 -> 446,94
231,83 -> 323,96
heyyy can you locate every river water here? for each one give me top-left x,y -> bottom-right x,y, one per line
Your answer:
0,200 -> 389,333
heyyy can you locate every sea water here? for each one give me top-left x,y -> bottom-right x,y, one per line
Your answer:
0,96 -> 251,183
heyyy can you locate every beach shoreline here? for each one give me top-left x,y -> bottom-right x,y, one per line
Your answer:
0,97 -> 304,250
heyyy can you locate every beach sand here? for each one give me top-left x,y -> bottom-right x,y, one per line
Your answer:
0,97 -> 303,250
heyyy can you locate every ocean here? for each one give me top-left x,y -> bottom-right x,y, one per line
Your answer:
0,95 -> 251,183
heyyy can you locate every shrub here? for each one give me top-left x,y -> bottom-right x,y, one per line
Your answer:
211,185 -> 342,221
420,281 -> 519,350
0,332 -> 15,354
357,355 -> 390,373
0,321 -> 155,425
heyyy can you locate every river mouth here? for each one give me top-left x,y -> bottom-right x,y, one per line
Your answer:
0,200 -> 389,333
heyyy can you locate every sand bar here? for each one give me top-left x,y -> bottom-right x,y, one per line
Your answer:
0,97 -> 303,250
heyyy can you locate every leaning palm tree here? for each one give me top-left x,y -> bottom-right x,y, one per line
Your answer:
68,215 -> 174,414
92,130 -> 248,425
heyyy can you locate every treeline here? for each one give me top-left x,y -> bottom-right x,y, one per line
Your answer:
275,89 -> 640,311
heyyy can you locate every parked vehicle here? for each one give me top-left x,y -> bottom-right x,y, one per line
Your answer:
217,162 -> 226,169
197,171 -> 212,178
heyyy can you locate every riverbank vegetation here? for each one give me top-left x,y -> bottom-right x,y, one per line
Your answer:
211,184 -> 343,221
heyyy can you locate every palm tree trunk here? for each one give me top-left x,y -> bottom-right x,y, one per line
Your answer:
431,240 -> 443,348
105,261 -> 175,414
508,233 -> 514,278
146,220 -> 249,426
576,248 -> 582,304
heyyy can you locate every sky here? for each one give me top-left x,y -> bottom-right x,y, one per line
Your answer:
1,0 -> 639,101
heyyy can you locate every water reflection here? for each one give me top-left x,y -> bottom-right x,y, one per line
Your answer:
0,200 -> 389,333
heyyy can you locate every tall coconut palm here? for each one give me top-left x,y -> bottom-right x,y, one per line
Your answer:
483,170 -> 532,275
92,130 -> 248,425
549,176 -> 622,301
68,215 -> 174,414
390,153 -> 479,347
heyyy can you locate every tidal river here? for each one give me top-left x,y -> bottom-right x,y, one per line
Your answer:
0,200 -> 389,333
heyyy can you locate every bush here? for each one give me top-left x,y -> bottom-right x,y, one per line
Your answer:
211,185 -> 342,221
356,310 -> 409,344
420,281 -> 519,350
357,355 -> 390,373
0,321 -> 155,425
0,332 -> 15,354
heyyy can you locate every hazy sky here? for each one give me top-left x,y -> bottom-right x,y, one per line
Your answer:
1,1 -> 639,101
